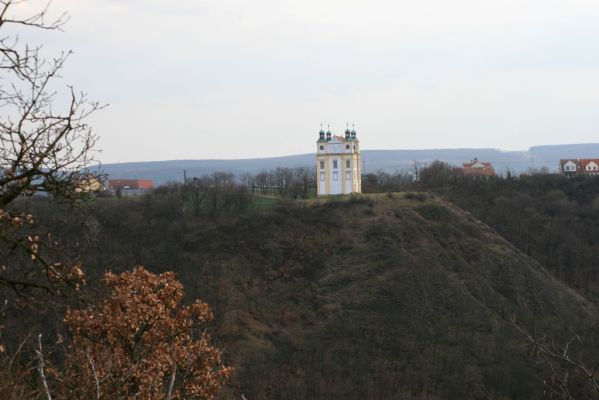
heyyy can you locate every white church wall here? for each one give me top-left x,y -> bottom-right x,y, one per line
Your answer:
327,143 -> 343,154
329,158 -> 342,195
318,170 -> 327,195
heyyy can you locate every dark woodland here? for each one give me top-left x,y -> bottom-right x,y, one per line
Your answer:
3,1 -> 599,399
4,167 -> 599,399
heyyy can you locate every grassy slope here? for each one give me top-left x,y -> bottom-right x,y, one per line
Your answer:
34,193 -> 597,399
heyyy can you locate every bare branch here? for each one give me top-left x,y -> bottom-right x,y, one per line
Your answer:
35,333 -> 52,400
7,329 -> 31,371
86,348 -> 101,400
515,319 -> 599,398
166,365 -> 176,400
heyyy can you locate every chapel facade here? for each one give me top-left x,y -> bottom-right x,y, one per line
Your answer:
316,125 -> 362,196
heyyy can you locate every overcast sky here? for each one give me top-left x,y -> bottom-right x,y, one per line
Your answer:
11,0 -> 599,163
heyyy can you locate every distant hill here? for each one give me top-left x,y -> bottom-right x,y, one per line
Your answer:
97,143 -> 599,185
34,193 -> 598,399
529,143 -> 599,170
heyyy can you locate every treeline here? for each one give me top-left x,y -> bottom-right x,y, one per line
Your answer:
138,167 -> 316,216
363,161 -> 599,300
241,166 -> 316,199
165,171 -> 253,215
13,182 -> 599,399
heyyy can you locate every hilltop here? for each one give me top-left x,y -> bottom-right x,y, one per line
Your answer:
27,191 -> 598,399
96,143 -> 599,184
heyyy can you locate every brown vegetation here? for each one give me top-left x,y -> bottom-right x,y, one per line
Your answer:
1,3 -> 229,399
61,267 -> 231,399
1,267 -> 230,399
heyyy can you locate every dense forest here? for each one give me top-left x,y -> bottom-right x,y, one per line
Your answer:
3,175 -> 599,399
363,163 -> 599,302
6,153 -> 599,398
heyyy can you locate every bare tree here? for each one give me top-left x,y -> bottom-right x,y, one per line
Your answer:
0,0 -> 101,296
0,1 -> 102,206
294,166 -> 315,199
253,171 -> 271,195
516,320 -> 599,399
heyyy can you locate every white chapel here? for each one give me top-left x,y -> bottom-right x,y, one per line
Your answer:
316,125 -> 362,196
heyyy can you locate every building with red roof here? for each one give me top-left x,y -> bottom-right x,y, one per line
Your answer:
107,179 -> 153,191
559,159 -> 581,175
580,159 -> 599,175
462,158 -> 495,177
560,159 -> 599,176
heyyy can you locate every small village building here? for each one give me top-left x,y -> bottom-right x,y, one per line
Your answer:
581,159 -> 599,175
107,179 -> 154,194
559,159 -> 599,176
560,159 -> 580,175
316,125 -> 361,196
462,158 -> 495,177
74,175 -> 106,193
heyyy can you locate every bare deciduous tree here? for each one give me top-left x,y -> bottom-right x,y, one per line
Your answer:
516,320 -> 599,399
0,0 -> 101,296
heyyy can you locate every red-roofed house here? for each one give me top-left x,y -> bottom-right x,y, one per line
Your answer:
580,159 -> 599,175
108,179 -> 154,191
559,159 -> 581,175
559,159 -> 599,176
462,158 -> 495,177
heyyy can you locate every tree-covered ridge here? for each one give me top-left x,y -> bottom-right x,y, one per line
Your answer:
18,191 -> 597,399
364,165 -> 599,302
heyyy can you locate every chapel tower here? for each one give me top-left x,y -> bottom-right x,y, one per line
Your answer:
316,124 -> 362,196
